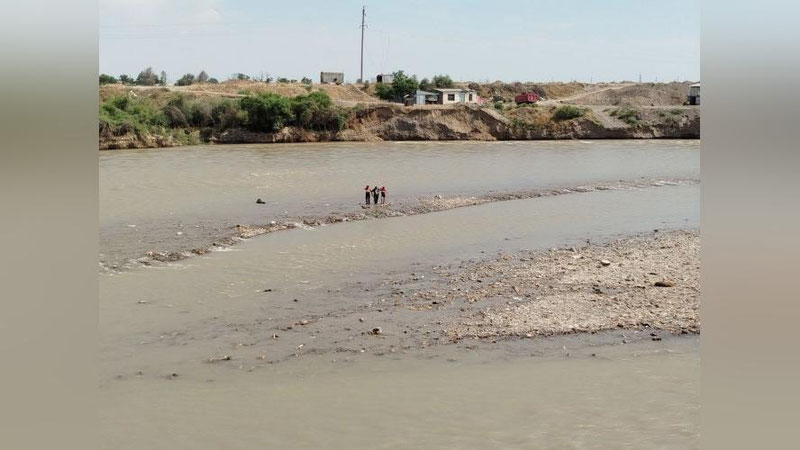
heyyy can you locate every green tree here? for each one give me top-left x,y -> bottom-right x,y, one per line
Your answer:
208,78 -> 219,84
136,67 -> 159,86
231,73 -> 250,81
197,71 -> 209,83
418,78 -> 432,91
99,74 -> 118,84
159,71 -> 167,86
119,74 -> 134,85
432,74 -> 454,88
375,70 -> 418,102
175,73 -> 195,86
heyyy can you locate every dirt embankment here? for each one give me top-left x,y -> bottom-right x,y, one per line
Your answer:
99,81 -> 699,150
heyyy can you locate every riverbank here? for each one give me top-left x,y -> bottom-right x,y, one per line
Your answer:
98,82 -> 699,149
112,228 -> 698,374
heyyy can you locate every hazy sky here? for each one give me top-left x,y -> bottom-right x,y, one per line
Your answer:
99,0 -> 700,83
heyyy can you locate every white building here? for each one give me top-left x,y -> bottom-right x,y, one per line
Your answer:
434,88 -> 477,105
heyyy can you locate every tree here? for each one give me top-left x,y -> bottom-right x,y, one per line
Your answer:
277,77 -> 290,83
432,74 -> 454,88
119,74 -> 134,85
99,74 -> 118,85
136,67 -> 159,86
374,70 -> 418,102
159,71 -> 167,86
208,78 -> 219,84
175,73 -> 196,86
197,70 -> 209,83
301,77 -> 312,85
231,73 -> 250,81
418,78 -> 432,92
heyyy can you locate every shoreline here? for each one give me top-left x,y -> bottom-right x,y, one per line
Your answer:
105,177 -> 699,272
108,229 -> 699,378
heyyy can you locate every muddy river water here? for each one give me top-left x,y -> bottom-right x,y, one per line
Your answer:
99,140 -> 700,448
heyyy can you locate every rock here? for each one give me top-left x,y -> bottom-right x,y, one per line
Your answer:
207,355 -> 232,363
359,317 -> 365,322
654,279 -> 675,287
137,300 -> 148,304
600,260 -> 611,266
297,319 -> 310,326
262,289 -> 273,292
256,198 -> 265,204
270,221 -> 277,225
370,327 -> 383,335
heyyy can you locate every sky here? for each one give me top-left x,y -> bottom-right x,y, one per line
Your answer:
99,0 -> 700,83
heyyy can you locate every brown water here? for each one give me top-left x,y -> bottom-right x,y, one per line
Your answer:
100,140 -> 700,448
99,140 -> 699,270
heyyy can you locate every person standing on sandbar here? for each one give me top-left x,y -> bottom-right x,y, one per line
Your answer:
371,185 -> 380,205
364,185 -> 371,205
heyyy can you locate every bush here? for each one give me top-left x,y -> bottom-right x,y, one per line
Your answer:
277,77 -> 290,83
552,105 -> 584,121
208,78 -> 219,84
119,74 -> 134,85
188,101 -> 214,127
494,101 -> 504,110
99,94 -> 166,137
612,108 -> 640,125
99,74 -> 118,84
301,77 -> 312,85
175,73 -> 195,86
196,71 -> 209,83
240,92 -> 293,132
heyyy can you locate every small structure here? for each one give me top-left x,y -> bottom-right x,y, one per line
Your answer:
433,88 -> 477,105
412,90 -> 440,105
376,73 -> 394,84
320,72 -> 344,84
687,83 -> 700,105
514,92 -> 539,104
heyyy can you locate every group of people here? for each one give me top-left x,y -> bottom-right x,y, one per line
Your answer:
364,185 -> 387,205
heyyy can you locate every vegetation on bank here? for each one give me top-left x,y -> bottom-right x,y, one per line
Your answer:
98,90 -> 349,142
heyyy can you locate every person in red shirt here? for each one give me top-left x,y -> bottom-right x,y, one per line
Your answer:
380,186 -> 387,204
364,185 -> 371,205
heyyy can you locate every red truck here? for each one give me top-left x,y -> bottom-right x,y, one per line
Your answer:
514,92 -> 539,104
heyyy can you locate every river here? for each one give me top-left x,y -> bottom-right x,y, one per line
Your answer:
99,140 -> 700,448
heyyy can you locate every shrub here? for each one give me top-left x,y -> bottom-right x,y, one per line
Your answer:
277,77 -> 290,83
301,77 -> 312,85
175,73 -> 195,86
494,101 -> 504,110
196,71 -> 209,83
240,92 -> 293,132
231,73 -> 250,81
552,105 -> 584,121
119,74 -> 134,85
208,78 -> 219,84
163,105 -> 189,128
99,74 -> 118,84
613,108 -> 640,125
188,101 -> 214,127
211,99 -> 245,129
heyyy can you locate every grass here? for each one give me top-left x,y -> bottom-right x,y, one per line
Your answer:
552,105 -> 584,121
610,108 -> 640,125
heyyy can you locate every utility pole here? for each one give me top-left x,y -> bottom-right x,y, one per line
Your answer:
359,6 -> 366,83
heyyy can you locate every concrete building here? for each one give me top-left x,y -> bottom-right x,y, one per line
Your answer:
376,73 -> 394,84
687,83 -> 700,105
434,88 -> 477,105
320,72 -> 344,84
